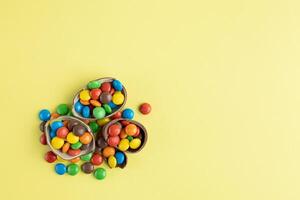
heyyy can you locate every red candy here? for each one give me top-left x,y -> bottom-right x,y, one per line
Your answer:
107,136 -> 120,147
44,151 -> 57,163
111,111 -> 121,119
120,120 -> 130,126
91,153 -> 103,165
40,133 -> 47,145
108,123 -> 122,136
67,149 -> 81,156
133,126 -> 140,137
109,88 -> 115,95
90,89 -> 102,100
139,103 -> 151,115
56,127 -> 69,138
101,82 -> 111,92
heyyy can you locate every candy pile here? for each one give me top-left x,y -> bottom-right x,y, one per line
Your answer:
73,78 -> 126,120
38,77 -> 151,181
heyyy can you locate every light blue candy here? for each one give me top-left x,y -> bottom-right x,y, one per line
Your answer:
82,106 -> 90,118
49,130 -> 56,139
122,108 -> 134,119
75,101 -> 83,113
112,80 -> 123,91
108,102 -> 117,109
115,152 -> 125,165
50,121 -> 64,132
39,109 -> 51,121
55,163 -> 66,175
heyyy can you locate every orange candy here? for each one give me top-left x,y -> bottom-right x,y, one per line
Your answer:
80,132 -> 92,144
119,129 -> 127,139
125,124 -> 137,136
80,99 -> 90,105
90,100 -> 101,107
51,113 -> 60,119
102,146 -> 115,158
70,157 -> 80,163
62,142 -> 70,153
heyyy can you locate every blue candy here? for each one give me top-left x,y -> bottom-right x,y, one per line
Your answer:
115,152 -> 125,165
112,80 -> 123,91
74,101 -> 83,113
49,130 -> 56,139
39,109 -> 51,121
108,101 -> 117,109
82,106 -> 90,118
50,121 -> 64,132
55,163 -> 66,175
122,108 -> 134,119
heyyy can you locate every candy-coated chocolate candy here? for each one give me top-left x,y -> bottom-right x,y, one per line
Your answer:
80,152 -> 92,161
75,101 -> 83,113
63,120 -> 68,127
133,126 -> 140,137
107,136 -> 120,147
96,137 -> 107,149
130,138 -> 142,149
80,99 -> 90,105
99,92 -> 112,104
108,123 -> 122,136
67,163 -> 79,176
49,130 -> 56,139
50,121 -> 64,132
125,124 -> 137,136
39,121 -> 46,132
66,132 -> 79,144
112,91 -> 124,105
44,151 -> 57,163
110,88 -> 115,95
39,109 -> 51,121
119,129 -> 127,139
108,156 -> 117,168
94,168 -> 106,180
102,146 -> 115,158
80,132 -> 93,144
122,108 -> 134,119
82,106 -> 90,118
108,102 -> 117,109
56,127 -> 69,138
89,121 -> 99,133
112,79 -> 123,91
97,118 -> 110,126
139,103 -> 151,115
81,162 -> 94,174
120,120 -> 130,126
93,107 -> 106,119
90,88 -> 102,100
67,149 -> 81,156
115,152 -> 125,165
71,141 -> 82,149
51,113 -> 60,119
40,133 -> 47,145
127,136 -> 133,142
87,80 -> 101,89
56,104 -> 69,115
62,142 -> 70,153
55,163 -> 67,175
79,90 -> 91,101
90,100 -> 101,107
57,156 -> 67,162
103,104 -> 112,114
73,125 -> 86,136
68,120 -> 79,130
100,82 -> 111,92
51,137 -> 64,149
80,143 -> 91,150
118,139 -> 129,151
91,153 -> 103,166
70,157 -> 80,163
111,111 -> 121,119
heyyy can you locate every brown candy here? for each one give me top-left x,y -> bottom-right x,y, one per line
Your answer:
96,137 -> 107,149
39,121 -> 46,132
68,120 -> 79,130
81,162 -> 94,174
99,92 -> 112,104
73,125 -> 86,136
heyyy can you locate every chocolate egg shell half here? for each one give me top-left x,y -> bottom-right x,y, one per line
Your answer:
102,118 -> 148,153
72,77 -> 127,122
44,116 -> 95,160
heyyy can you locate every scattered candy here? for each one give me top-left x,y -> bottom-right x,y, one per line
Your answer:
67,163 -> 79,176
139,103 -> 151,115
39,109 -> 51,121
94,168 -> 106,180
122,108 -> 134,119
56,104 -> 69,115
81,162 -> 94,174
55,163 -> 67,175
45,151 -> 57,163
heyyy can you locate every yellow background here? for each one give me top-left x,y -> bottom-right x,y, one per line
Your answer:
0,0 -> 300,199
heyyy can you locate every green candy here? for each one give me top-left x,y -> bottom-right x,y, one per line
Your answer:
67,109 -> 73,116
93,107 -> 106,119
56,104 -> 69,115
103,104 -> 112,114
89,121 -> 99,133
71,141 -> 82,149
94,168 -> 106,180
67,164 -> 79,176
80,152 -> 92,161
127,136 -> 133,142
87,80 -> 101,89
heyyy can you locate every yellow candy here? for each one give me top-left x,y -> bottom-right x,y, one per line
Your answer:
79,89 -> 91,101
51,137 -> 64,149
97,118 -> 110,126
112,91 -> 124,105
118,139 -> 129,151
57,156 -> 67,162
129,138 -> 141,149
108,156 -> 117,168
66,132 -> 79,144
